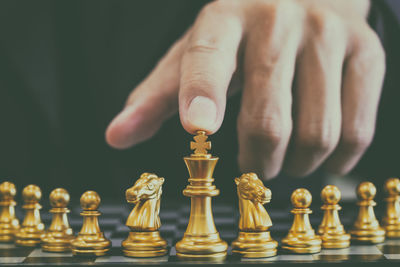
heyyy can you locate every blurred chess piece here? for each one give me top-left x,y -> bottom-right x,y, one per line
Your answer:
381,178 -> 400,238
281,188 -> 321,254
318,185 -> 350,248
15,184 -> 45,246
0,182 -> 20,242
122,173 -> 168,257
350,181 -> 385,243
175,131 -> 228,261
41,188 -> 74,252
71,191 -> 111,256
231,173 -> 277,258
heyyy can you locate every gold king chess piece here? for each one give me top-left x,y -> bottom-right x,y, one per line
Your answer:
381,178 -> 400,238
231,173 -> 278,258
122,173 -> 168,257
175,131 -> 228,260
15,184 -> 45,247
318,185 -> 350,248
0,182 -> 19,242
41,188 -> 74,252
281,188 -> 321,254
350,181 -> 385,243
71,191 -> 111,256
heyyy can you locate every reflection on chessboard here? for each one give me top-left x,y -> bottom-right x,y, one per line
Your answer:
0,203 -> 399,265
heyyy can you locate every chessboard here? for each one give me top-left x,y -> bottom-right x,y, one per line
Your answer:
0,200 -> 399,266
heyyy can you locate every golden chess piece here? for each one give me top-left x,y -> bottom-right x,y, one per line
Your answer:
15,184 -> 45,247
175,131 -> 228,261
0,182 -> 20,242
281,188 -> 322,254
231,173 -> 278,258
122,173 -> 168,257
71,191 -> 111,256
381,178 -> 400,238
41,188 -> 74,252
318,185 -> 350,248
350,181 -> 385,243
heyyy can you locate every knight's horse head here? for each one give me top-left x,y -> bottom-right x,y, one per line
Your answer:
126,173 -> 165,204
235,173 -> 271,204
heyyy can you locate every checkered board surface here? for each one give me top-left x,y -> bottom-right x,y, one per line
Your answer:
0,201 -> 399,266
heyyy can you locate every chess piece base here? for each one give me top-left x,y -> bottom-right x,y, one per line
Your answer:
350,228 -> 386,244
71,234 -> 111,256
0,223 -> 19,243
231,232 -> 278,258
15,226 -> 44,247
175,233 -> 228,261
382,221 -> 400,239
122,231 -> 168,257
281,235 -> 322,254
0,233 -> 14,243
41,231 -> 74,252
320,232 -> 351,249
384,226 -> 400,239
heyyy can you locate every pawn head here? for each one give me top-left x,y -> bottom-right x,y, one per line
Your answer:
321,185 -> 341,204
0,182 -> 16,201
291,188 -> 312,208
80,191 -> 100,210
50,188 -> 70,208
357,181 -> 376,200
384,178 -> 400,196
22,184 -> 41,203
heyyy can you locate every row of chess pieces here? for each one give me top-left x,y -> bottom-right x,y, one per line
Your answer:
231,174 -> 400,258
0,176 -> 399,259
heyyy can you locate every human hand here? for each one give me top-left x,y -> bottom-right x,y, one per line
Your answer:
106,0 -> 385,179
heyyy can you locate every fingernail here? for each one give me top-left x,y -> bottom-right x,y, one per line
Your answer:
187,96 -> 217,131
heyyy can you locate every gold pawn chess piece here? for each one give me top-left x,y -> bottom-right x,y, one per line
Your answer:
231,173 -> 278,258
381,178 -> 400,238
122,173 -> 168,257
15,184 -> 45,247
71,191 -> 111,256
175,131 -> 228,261
0,182 -> 20,242
350,181 -> 385,243
281,188 -> 322,254
41,188 -> 74,252
318,185 -> 350,248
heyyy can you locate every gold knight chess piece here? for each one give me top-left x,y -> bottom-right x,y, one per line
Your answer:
350,181 -> 385,243
281,188 -> 321,254
175,131 -> 228,261
318,185 -> 350,249
15,184 -> 45,247
231,173 -> 278,258
0,182 -> 19,242
381,178 -> 400,238
71,191 -> 111,256
41,188 -> 74,252
122,173 -> 168,257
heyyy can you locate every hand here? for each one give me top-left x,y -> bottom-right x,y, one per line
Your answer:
106,0 -> 385,179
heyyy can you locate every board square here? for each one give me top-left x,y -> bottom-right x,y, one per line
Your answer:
28,248 -> 73,257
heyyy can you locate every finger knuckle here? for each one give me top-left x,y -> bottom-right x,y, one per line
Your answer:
200,0 -> 237,19
253,0 -> 301,29
308,8 -> 343,40
239,114 -> 290,148
186,39 -> 221,55
354,29 -> 386,67
341,128 -> 374,153
296,126 -> 337,154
